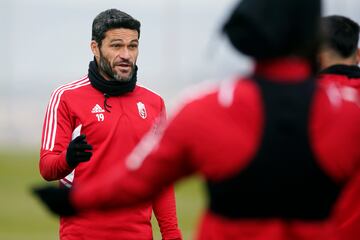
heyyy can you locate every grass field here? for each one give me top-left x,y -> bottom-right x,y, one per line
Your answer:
0,150 -> 205,240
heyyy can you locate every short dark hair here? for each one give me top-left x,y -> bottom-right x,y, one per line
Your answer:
92,9 -> 141,46
321,15 -> 359,58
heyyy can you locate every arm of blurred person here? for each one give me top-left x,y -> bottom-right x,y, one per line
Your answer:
70,105 -> 195,214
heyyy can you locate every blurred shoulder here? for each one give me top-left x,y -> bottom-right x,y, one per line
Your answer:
317,80 -> 360,110
169,76 -> 253,116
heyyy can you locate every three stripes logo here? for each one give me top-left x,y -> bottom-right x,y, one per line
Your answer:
91,104 -> 105,113
42,77 -> 90,151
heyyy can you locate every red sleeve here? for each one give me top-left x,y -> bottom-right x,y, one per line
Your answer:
152,186 -> 182,240
39,90 -> 74,181
71,105 -> 194,213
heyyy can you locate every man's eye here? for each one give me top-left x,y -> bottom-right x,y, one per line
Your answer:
129,45 -> 138,49
111,44 -> 121,48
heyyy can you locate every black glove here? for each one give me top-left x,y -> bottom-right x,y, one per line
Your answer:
66,134 -> 93,168
32,185 -> 77,216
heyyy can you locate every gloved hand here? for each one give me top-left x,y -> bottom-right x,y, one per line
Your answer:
32,185 -> 77,216
66,134 -> 93,168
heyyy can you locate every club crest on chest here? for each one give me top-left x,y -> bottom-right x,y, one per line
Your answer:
137,102 -> 147,119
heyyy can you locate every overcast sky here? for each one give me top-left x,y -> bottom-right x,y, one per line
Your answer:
0,0 -> 359,147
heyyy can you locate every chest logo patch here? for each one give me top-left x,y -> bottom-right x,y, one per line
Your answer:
137,102 -> 147,119
91,104 -> 105,113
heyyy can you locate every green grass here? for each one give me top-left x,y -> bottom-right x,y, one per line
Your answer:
0,150 -> 205,240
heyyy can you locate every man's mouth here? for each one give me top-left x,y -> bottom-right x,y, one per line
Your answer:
115,63 -> 131,72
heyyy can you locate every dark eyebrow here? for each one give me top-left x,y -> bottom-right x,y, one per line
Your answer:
110,39 -> 139,43
110,39 -> 123,43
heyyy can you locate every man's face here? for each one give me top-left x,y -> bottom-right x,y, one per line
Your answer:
92,28 -> 139,82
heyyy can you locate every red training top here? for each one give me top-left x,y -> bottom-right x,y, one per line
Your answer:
40,76 -> 182,240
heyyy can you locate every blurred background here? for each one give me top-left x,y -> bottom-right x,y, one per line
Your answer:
0,0 -> 359,239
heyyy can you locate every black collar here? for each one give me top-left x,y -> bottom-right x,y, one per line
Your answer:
320,64 -> 360,79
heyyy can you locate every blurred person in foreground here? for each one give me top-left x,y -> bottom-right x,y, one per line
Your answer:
37,8 -> 181,240
34,0 -> 360,239
318,15 -> 360,240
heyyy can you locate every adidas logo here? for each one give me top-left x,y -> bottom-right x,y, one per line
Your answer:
91,104 -> 105,113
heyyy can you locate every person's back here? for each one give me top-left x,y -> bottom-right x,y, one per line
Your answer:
178,58 -> 360,240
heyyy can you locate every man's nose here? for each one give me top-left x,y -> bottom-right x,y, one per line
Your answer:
119,48 -> 130,59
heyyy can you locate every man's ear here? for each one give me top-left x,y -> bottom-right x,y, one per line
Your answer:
356,48 -> 360,65
318,49 -> 329,70
91,40 -> 100,58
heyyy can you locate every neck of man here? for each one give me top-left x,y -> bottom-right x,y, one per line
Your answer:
320,49 -> 359,70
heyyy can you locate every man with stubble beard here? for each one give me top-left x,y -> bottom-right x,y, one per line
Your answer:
37,9 -> 182,240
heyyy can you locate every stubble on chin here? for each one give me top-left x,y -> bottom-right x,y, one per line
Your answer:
99,55 -> 134,82
113,67 -> 134,82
